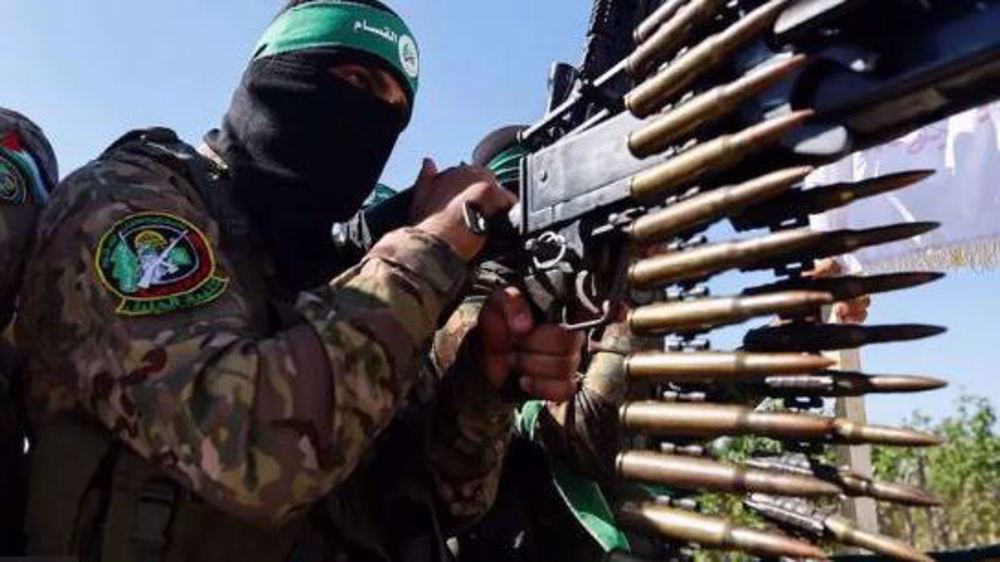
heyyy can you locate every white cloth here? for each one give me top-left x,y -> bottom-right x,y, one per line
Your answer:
809,102 -> 1000,273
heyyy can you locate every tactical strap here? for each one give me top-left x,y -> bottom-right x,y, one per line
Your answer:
25,415 -> 114,556
98,450 -> 177,562
26,418 -> 179,562
74,438 -> 305,562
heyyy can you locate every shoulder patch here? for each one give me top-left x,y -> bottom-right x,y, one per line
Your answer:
95,212 -> 229,317
0,149 -> 29,206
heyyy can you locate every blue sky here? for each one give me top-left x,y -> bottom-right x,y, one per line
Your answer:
4,1 -> 996,424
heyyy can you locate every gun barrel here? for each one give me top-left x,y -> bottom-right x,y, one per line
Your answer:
825,514 -> 935,562
617,503 -> 827,560
629,55 -> 808,158
630,110 -> 812,201
617,450 -> 842,497
626,351 -> 835,382
628,166 -> 812,244
626,0 -> 791,117
744,323 -> 947,352
620,402 -> 942,446
628,228 -> 819,288
743,272 -> 945,302
629,290 -> 832,335
630,0 -> 726,73
734,169 -> 935,230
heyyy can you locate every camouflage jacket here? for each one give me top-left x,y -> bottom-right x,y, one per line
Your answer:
435,292 -> 632,481
14,131 -> 514,531
439,294 -> 635,562
529,324 -> 630,481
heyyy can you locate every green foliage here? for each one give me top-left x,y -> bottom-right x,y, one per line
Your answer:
872,395 -> 1000,551
689,395 -> 1000,560
699,434 -> 782,528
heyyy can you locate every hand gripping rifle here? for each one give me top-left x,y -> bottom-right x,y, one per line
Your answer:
347,1 -> 1000,558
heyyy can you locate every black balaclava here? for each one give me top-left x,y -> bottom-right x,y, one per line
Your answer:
207,0 -> 416,292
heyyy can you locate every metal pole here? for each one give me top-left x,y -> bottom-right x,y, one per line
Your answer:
833,348 -> 880,535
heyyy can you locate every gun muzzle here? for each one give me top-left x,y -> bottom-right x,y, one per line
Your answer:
619,402 -> 942,446
733,169 -> 935,230
628,290 -> 832,335
630,110 -> 812,201
617,450 -> 842,497
629,55 -> 808,157
626,0 -> 792,117
628,166 -> 812,244
626,351 -> 835,382
744,323 -> 947,352
617,503 -> 827,560
628,228 -> 819,288
743,271 -> 945,302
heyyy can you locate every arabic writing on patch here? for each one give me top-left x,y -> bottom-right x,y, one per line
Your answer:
354,20 -> 398,43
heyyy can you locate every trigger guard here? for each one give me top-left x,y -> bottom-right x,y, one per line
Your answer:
560,300 -> 614,331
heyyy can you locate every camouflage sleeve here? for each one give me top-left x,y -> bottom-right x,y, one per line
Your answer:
18,157 -> 468,525
428,297 -> 515,531
530,323 -> 633,481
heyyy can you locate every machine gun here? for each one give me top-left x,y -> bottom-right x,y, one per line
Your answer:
500,0 -> 1000,328
348,1 -> 1000,559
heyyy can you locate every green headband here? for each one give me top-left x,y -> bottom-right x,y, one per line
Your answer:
487,143 -> 528,187
253,1 -> 420,97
